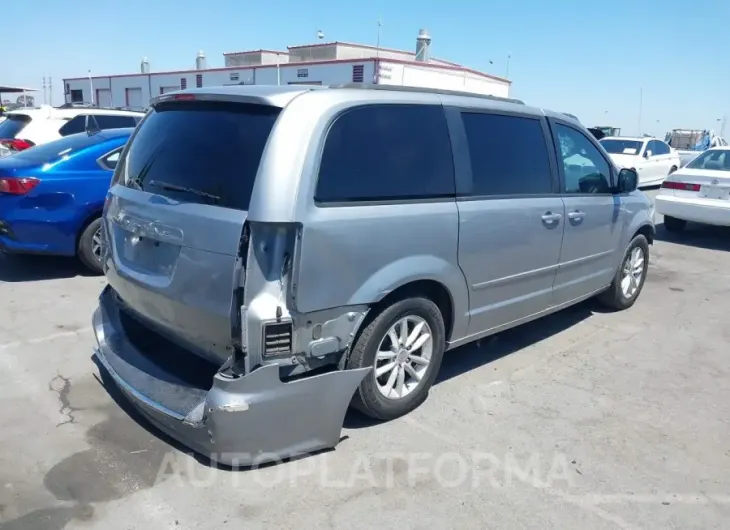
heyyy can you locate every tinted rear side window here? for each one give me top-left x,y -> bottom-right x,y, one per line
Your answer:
120,101 -> 280,211
58,116 -> 86,136
94,115 -> 139,129
461,112 -> 553,196
315,104 -> 455,203
0,115 -> 31,138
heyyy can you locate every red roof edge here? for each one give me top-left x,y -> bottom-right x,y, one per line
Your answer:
223,49 -> 289,56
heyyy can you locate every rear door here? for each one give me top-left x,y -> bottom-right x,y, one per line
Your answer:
450,108 -> 564,336
104,99 -> 280,364
549,119 -> 625,304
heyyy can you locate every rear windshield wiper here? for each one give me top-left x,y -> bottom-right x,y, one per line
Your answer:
148,180 -> 221,203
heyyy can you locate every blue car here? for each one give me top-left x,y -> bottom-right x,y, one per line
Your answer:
0,128 -> 132,273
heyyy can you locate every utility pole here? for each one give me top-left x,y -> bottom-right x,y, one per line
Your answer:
637,87 -> 643,136
506,53 -> 511,79
88,70 -> 94,105
49,77 -> 53,107
42,76 -> 47,105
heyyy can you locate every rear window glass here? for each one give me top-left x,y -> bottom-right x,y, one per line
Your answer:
7,132 -> 109,164
0,114 -> 31,138
121,101 -> 280,210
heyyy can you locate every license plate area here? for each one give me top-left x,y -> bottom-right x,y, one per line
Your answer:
700,185 -> 729,200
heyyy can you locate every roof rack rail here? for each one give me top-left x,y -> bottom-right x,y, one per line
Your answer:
329,83 -> 525,105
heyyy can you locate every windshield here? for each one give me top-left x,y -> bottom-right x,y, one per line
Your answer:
0,114 -> 31,138
120,101 -> 280,211
686,149 -> 730,171
8,132 -> 112,164
600,139 -> 644,155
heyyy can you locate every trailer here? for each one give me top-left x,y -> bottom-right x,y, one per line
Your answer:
665,129 -> 728,166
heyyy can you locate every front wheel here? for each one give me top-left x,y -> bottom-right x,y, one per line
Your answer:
347,297 -> 446,420
77,218 -> 104,274
597,234 -> 649,311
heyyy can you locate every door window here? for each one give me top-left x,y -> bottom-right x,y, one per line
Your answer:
554,124 -> 612,194
99,148 -> 122,171
315,104 -> 455,203
646,140 -> 661,157
653,141 -> 670,155
461,112 -> 553,196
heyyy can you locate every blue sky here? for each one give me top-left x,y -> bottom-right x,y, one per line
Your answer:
4,0 -> 728,138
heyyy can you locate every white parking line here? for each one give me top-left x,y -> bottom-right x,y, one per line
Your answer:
0,327 -> 93,351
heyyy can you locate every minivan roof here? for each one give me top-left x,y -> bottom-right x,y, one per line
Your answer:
151,83 -> 576,122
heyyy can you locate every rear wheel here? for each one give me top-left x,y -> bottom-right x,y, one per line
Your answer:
347,296 -> 446,420
597,234 -> 649,311
77,218 -> 103,274
663,215 -> 686,233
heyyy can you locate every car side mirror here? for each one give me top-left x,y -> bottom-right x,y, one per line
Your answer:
616,168 -> 638,193
644,150 -> 652,158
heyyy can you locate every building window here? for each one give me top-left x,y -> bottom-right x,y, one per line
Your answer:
229,72 -> 240,81
65,83 -> 70,95
181,78 -> 187,90
352,65 -> 364,83
70,89 -> 83,103
297,69 -> 308,78
196,74 -> 203,88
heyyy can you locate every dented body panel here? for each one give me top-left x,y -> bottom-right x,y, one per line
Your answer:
94,286 -> 370,466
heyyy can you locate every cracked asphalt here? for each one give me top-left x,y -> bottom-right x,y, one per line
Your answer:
1,189 -> 730,530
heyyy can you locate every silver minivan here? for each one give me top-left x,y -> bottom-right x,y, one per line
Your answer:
93,84 -> 654,465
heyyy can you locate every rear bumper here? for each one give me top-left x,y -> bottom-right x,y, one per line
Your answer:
92,285 -> 370,466
655,194 -> 730,227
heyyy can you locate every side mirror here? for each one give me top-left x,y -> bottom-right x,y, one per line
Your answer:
644,150 -> 652,158
616,168 -> 638,193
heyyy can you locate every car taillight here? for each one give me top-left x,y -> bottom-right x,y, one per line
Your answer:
0,139 -> 35,152
661,181 -> 701,192
0,177 -> 40,195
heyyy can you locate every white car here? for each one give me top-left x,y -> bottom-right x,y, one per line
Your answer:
655,147 -> 730,231
600,136 -> 681,187
0,106 -> 143,156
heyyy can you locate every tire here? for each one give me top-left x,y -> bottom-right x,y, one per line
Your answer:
663,215 -> 686,233
347,297 -> 446,420
597,234 -> 649,311
77,218 -> 104,274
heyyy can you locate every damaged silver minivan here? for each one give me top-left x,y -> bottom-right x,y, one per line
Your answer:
93,84 -> 654,465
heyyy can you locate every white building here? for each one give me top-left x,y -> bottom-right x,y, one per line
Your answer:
62,31 -> 511,109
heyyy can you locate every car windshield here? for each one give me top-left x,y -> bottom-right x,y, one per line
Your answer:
8,132 -> 111,164
686,149 -> 730,171
600,139 -> 644,155
120,101 -> 280,211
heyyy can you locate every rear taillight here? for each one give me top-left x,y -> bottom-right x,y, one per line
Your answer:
0,177 -> 40,195
0,139 -> 35,152
661,181 -> 701,192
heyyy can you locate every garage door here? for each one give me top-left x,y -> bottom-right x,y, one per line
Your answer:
125,87 -> 144,109
96,89 -> 112,107
160,86 -> 179,94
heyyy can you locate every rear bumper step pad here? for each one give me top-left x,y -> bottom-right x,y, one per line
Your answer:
93,286 -> 370,466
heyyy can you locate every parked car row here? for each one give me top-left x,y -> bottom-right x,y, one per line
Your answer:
0,105 -> 142,158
